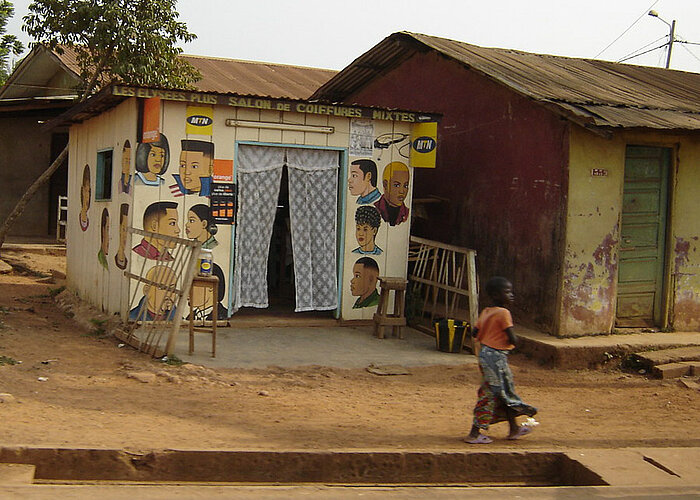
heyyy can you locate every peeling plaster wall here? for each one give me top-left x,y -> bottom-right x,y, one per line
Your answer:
669,133 -> 700,331
561,127 -> 700,336
559,126 -> 621,335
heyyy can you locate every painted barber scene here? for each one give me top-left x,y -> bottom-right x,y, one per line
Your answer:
65,87 -> 439,329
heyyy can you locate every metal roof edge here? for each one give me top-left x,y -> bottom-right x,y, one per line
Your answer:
47,84 -> 442,130
0,44 -> 82,100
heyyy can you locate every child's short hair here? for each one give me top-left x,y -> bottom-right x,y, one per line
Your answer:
485,276 -> 510,298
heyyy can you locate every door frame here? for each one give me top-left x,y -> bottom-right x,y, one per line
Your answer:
616,142 -> 677,329
229,141 -> 348,317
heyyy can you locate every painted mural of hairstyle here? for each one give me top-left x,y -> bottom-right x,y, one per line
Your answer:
142,201 -> 178,227
100,207 -> 109,230
351,158 -> 378,187
123,139 -> 131,151
355,205 -> 381,230
485,276 -> 511,298
212,263 -> 226,303
382,161 -> 409,184
355,256 -> 379,273
81,164 -> 91,209
120,203 -> 129,219
135,133 -> 170,174
189,203 -> 214,229
181,139 -> 214,158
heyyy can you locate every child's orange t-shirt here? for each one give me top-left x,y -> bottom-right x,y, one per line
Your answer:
475,306 -> 514,350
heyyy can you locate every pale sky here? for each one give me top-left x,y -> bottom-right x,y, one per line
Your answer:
6,0 -> 700,73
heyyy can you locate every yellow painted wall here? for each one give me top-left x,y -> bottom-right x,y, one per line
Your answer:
68,96 -> 416,322
559,126 -> 700,335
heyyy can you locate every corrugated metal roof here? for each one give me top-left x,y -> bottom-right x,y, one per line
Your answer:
181,55 -> 336,100
312,32 -> 700,130
2,45 -> 336,101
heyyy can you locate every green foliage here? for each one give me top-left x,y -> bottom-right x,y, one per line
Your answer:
87,317 -> 108,337
0,354 -> 18,365
160,354 -> 184,366
0,1 -> 24,84
47,285 -> 66,297
23,0 -> 200,97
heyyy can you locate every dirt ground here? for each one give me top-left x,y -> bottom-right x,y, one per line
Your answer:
0,248 -> 698,453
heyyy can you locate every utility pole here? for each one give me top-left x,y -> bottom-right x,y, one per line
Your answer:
665,19 -> 676,69
648,10 -> 676,68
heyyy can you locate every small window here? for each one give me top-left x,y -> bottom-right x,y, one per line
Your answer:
95,149 -> 113,200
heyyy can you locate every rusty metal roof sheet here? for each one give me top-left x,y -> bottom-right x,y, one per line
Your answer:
312,31 -> 700,130
2,45 -> 336,101
181,55 -> 336,99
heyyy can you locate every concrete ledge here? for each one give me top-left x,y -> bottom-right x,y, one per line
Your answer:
515,326 -> 700,370
0,463 -> 35,485
0,447 -> 603,486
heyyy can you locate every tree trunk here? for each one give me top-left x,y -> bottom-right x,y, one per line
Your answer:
0,145 -> 69,255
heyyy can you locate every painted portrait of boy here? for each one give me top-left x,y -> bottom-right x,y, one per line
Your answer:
170,139 -> 214,197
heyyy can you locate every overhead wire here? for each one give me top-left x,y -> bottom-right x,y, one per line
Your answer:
678,43 -> 700,65
594,0 -> 660,58
617,42 -> 669,63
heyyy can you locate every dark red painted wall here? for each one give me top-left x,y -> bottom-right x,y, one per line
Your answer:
349,51 -> 569,331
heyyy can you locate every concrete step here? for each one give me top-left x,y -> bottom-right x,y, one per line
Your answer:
632,346 -> 700,379
652,362 -> 700,379
634,346 -> 700,368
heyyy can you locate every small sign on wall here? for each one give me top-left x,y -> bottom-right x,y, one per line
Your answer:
186,105 -> 214,136
591,168 -> 608,177
210,183 -> 237,224
410,122 -> 437,168
142,97 -> 161,143
213,159 -> 234,183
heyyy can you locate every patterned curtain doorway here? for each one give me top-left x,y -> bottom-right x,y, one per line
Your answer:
233,145 -> 339,313
233,145 -> 285,310
287,148 -> 339,311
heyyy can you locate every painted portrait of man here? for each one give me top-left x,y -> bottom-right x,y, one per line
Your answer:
119,140 -> 132,195
132,201 -> 180,261
79,164 -> 91,231
114,204 -> 129,270
348,159 -> 380,205
170,139 -> 214,197
129,265 -> 178,321
350,257 -> 380,309
97,207 -> 109,270
374,161 -> 410,226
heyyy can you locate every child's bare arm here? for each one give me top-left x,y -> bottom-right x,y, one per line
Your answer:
505,327 -> 517,346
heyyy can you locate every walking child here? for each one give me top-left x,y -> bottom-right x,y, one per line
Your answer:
465,276 -> 538,444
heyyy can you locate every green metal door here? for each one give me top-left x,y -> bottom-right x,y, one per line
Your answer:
616,146 -> 670,327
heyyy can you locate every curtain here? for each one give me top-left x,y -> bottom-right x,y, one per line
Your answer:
287,148 -> 339,311
233,145 -> 285,310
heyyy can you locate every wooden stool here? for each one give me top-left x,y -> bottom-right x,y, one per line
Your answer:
189,275 -> 219,357
373,277 -> 408,339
